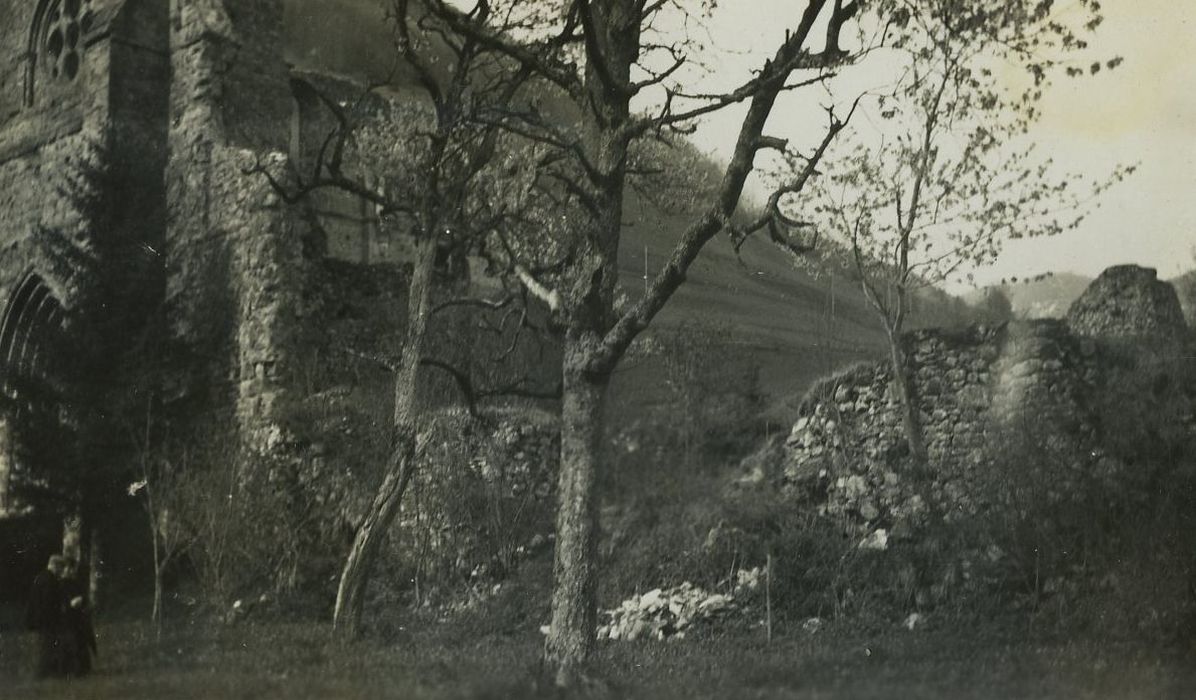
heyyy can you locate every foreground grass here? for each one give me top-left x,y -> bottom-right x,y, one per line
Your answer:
2,602 -> 1193,700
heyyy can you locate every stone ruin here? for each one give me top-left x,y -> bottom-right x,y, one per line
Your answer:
1066,264 -> 1189,343
766,265 -> 1193,540
0,1 -> 557,595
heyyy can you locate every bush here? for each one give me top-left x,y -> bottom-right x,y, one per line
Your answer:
389,409 -> 559,606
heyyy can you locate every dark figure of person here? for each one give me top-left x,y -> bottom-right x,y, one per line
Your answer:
24,555 -> 70,679
62,557 -> 97,676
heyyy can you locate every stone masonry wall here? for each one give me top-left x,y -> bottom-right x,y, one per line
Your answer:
0,0 -> 169,516
775,266 -> 1189,539
779,320 -> 1100,536
0,0 -> 169,348
0,0 -> 122,296
166,0 -> 308,445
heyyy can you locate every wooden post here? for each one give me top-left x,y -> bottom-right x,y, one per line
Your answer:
766,551 -> 773,644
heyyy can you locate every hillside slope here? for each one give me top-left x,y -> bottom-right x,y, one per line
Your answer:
614,189 -> 888,421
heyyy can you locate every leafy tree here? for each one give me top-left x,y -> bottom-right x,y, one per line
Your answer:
781,0 -> 1134,462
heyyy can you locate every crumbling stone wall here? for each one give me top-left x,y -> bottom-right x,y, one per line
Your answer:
165,0 -> 313,448
776,267 -> 1189,538
780,320 -> 1097,535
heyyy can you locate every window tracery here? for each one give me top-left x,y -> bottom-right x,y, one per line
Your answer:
25,0 -> 96,105
40,0 -> 95,82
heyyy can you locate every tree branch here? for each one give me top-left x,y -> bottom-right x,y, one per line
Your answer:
590,0 -> 856,374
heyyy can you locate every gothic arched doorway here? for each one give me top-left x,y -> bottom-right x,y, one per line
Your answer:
0,272 -> 73,602
0,272 -> 68,513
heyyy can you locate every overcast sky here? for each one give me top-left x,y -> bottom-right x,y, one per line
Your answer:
661,0 -> 1195,290
289,1 -> 1194,290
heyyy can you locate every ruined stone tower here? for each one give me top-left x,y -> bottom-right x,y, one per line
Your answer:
0,0 -> 409,520
1066,265 -> 1189,345
166,0 -> 303,439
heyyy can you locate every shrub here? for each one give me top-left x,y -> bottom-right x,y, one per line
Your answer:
390,409 -> 559,605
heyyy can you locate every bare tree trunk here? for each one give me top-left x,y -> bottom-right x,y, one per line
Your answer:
332,237 -> 438,639
887,329 -> 927,463
545,341 -> 608,686
540,5 -> 833,679
543,0 -> 634,669
332,432 -> 418,637
151,534 -> 162,627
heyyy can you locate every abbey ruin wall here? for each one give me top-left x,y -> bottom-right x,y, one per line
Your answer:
775,266 -> 1192,538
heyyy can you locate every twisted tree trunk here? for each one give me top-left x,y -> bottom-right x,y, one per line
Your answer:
332,237 -> 438,639
332,431 -> 418,638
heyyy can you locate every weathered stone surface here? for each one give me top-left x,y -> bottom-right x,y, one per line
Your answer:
772,269 -> 1192,539
1067,265 -> 1188,342
0,1 -> 560,532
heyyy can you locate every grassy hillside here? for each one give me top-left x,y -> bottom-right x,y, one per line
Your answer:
614,188 -> 887,421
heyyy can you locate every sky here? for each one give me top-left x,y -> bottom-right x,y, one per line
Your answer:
290,0 -> 1195,291
659,0 -> 1196,290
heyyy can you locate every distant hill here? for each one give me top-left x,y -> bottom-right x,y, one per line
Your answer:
966,273 -> 1093,320
967,270 -> 1195,325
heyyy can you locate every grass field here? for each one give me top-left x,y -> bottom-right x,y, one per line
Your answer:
3,599 -> 1193,700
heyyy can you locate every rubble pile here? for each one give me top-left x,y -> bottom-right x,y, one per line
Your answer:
598,568 -> 763,641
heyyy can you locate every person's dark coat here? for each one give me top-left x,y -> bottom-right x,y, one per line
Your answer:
24,570 -> 69,678
63,575 -> 97,675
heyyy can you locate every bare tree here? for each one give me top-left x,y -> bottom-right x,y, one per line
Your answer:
251,0 -> 550,639
782,0 -> 1134,462
419,0 -> 868,682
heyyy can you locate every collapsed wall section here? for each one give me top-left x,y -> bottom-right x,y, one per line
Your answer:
773,266 -> 1192,540
778,319 -> 1102,537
